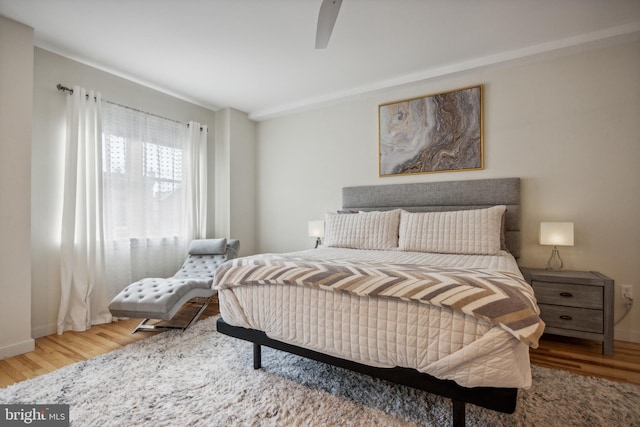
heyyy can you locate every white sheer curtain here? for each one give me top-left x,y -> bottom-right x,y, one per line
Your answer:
183,121 -> 208,240
58,86 -> 112,334
101,104 -> 208,299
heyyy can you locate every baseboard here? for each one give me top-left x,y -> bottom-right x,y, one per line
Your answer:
0,338 -> 35,360
31,322 -> 57,339
614,329 -> 640,343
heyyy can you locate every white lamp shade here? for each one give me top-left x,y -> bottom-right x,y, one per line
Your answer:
308,220 -> 325,238
539,222 -> 574,246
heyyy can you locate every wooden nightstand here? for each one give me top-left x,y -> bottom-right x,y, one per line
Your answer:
520,268 -> 614,356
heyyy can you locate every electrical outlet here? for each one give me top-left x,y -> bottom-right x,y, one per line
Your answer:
621,284 -> 633,300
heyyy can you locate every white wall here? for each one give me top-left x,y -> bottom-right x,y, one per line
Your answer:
0,16 -> 35,358
214,108 -> 257,256
229,109 -> 257,256
256,40 -> 640,342
31,48 -> 218,338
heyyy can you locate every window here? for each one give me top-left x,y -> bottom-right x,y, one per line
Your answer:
101,102 -> 188,282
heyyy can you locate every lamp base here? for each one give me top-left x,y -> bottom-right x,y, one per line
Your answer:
314,237 -> 321,249
546,246 -> 564,271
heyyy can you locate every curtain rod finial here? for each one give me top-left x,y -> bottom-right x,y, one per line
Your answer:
56,83 -> 74,94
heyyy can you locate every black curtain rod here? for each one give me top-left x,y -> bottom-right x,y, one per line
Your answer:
56,84 -> 204,131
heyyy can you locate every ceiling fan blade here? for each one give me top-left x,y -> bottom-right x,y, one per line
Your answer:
315,0 -> 342,49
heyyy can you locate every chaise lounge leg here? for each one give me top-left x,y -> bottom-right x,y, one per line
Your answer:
253,343 -> 262,369
452,399 -> 465,427
130,300 -> 211,333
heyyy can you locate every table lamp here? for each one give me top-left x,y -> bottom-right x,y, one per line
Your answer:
539,222 -> 574,271
308,220 -> 325,249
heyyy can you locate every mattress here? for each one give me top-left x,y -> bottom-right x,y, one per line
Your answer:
216,247 -> 534,389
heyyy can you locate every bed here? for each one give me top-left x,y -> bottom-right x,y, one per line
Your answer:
214,177 -> 543,427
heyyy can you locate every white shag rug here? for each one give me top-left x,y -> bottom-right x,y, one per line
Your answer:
1,316 -> 639,426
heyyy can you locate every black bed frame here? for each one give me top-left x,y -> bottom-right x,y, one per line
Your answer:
217,318 -> 517,427
216,178 -> 522,426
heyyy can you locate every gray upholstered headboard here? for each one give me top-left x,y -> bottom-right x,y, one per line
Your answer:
342,177 -> 521,257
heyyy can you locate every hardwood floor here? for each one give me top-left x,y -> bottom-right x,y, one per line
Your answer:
0,301 -> 219,388
529,333 -> 640,385
2,302 -> 640,389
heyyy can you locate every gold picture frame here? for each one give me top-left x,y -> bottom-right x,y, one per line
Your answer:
378,85 -> 484,177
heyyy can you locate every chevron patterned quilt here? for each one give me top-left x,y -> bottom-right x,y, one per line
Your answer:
214,254 -> 544,348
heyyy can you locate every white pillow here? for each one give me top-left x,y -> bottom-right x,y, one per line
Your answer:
324,210 -> 401,250
398,205 -> 506,255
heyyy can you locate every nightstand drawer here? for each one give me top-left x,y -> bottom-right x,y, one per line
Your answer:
521,268 -> 614,355
532,281 -> 603,309
538,304 -> 603,333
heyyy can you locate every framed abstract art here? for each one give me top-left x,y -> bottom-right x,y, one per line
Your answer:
378,85 -> 483,177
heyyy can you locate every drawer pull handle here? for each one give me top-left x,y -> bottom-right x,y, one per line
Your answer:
559,315 -> 573,321
559,292 -> 573,297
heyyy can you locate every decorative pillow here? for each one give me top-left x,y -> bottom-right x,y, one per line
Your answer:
188,238 -> 227,255
500,210 -> 508,252
398,206 -> 506,255
324,209 -> 401,250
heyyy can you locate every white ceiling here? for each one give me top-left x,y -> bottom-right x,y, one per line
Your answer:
1,0 -> 640,120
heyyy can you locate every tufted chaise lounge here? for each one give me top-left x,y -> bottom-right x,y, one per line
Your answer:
108,238 -> 239,333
